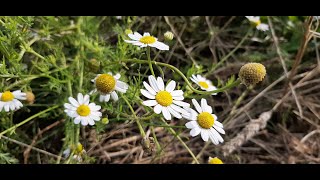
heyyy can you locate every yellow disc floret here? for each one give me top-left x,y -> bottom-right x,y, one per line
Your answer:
239,63 -> 266,87
197,112 -> 214,129
76,105 -> 90,116
139,36 -> 156,44
155,91 -> 173,107
198,81 -> 209,89
95,74 -> 116,93
1,91 -> 14,102
208,157 -> 223,164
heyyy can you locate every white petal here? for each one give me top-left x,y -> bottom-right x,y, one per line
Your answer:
111,91 -> 118,101
115,86 -> 127,93
4,104 -> 10,112
213,114 -> 219,122
74,116 -> 81,124
190,127 -> 201,137
156,77 -> 165,91
153,104 -> 162,114
133,32 -> 142,38
190,76 -> 198,84
83,94 -> 90,105
173,100 -> 190,107
91,111 -> 102,117
172,95 -> 184,101
192,99 -> 202,113
140,89 -> 155,99
201,98 -> 208,112
124,40 -> 138,44
190,109 -> 198,121
101,94 -> 110,102
143,32 -> 150,36
167,106 -> 182,119
114,73 -> 121,80
165,81 -> 176,93
213,124 -> 225,134
210,128 -> 224,143
142,100 -> 158,107
201,130 -> 209,142
81,118 -> 89,126
214,120 -> 223,128
64,103 -> 76,110
143,81 -> 156,95
13,99 -> 23,108
185,121 -> 198,129
209,130 -> 219,145
116,81 -> 128,90
68,97 -> 79,107
0,102 -> 4,111
148,75 -> 160,92
89,103 -> 101,111
170,104 -> 189,115
77,93 -> 84,104
9,103 -> 16,111
206,106 -> 213,114
162,107 -> 171,120
128,33 -> 140,41
88,118 -> 95,126
257,23 -> 269,31
149,41 -> 169,51
90,114 -> 101,121
171,90 -> 183,97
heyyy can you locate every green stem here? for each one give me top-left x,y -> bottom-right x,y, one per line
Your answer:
122,59 -> 241,95
147,47 -> 155,76
0,105 -> 59,137
161,119 -> 199,164
121,94 -> 146,137
205,29 -> 251,77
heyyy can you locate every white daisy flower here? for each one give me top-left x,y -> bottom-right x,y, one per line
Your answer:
91,72 -> 129,102
141,75 -> 190,120
190,74 -> 217,95
183,98 -> 225,145
124,32 -> 169,51
245,16 -> 269,31
64,93 -> 102,126
0,90 -> 26,112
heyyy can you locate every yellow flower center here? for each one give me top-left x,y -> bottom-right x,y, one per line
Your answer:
139,36 -> 156,44
198,81 -> 209,89
76,105 -> 90,116
251,20 -> 261,27
95,74 -> 116,93
197,112 -> 214,129
209,157 -> 223,164
1,91 -> 14,102
155,91 -> 173,107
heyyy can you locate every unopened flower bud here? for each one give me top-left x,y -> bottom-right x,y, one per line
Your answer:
239,63 -> 266,87
164,31 -> 174,41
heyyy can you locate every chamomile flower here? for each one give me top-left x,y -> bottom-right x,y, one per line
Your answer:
183,99 -> 225,145
190,74 -> 217,95
245,16 -> 269,31
125,32 -> 169,50
141,75 -> 190,120
91,72 -> 129,102
64,93 -> 102,126
0,90 -> 26,112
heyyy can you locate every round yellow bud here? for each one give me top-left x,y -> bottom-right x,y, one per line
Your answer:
102,117 -> 109,124
125,29 -> 133,35
164,31 -> 174,41
239,63 -> 266,87
25,91 -> 35,104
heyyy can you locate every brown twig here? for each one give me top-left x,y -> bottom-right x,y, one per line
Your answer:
23,119 -> 65,164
